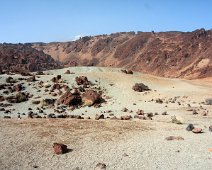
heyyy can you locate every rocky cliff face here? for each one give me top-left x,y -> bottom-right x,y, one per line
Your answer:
32,29 -> 212,79
0,43 -> 61,74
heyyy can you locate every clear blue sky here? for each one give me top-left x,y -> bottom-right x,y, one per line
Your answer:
0,0 -> 212,43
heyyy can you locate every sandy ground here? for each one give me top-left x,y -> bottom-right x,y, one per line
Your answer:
0,67 -> 212,170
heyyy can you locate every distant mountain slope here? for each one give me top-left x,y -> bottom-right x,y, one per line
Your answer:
32,29 -> 212,79
0,43 -> 61,73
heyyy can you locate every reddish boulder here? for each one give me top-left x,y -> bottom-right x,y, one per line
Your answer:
82,90 -> 101,106
192,128 -> 203,133
53,143 -> 68,154
75,76 -> 89,85
58,91 -> 81,106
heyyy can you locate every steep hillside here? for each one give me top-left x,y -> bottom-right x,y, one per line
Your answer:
32,29 -> 212,79
0,43 -> 61,74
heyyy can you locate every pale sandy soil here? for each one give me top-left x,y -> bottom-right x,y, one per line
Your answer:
0,67 -> 212,170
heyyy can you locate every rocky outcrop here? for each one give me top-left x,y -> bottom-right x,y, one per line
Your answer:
31,29 -> 212,79
0,43 -> 61,74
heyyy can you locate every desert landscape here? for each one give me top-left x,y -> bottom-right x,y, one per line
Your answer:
1,1 -> 212,169
0,66 -> 212,169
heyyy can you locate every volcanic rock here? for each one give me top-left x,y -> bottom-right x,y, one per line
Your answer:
186,124 -> 195,131
47,113 -> 56,118
13,84 -> 23,92
192,110 -> 198,115
58,91 -> 81,106
209,126 -> 212,132
32,100 -> 41,105
146,112 -> 154,118
122,107 -> 128,112
82,90 -> 101,106
132,83 -> 150,92
120,115 -> 132,120
75,76 -> 89,85
121,69 -> 133,74
0,43 -> 60,73
6,77 -> 16,83
192,128 -> 203,133
27,75 -> 36,82
41,99 -> 55,107
53,143 -> 68,154
3,116 -> 11,119
0,96 -> 5,102
6,92 -> 29,103
95,114 -> 104,120
165,136 -> 184,140
95,163 -> 106,170
134,115 -> 145,119
64,70 -> 71,74
136,109 -> 144,115
161,111 -> 168,115
156,98 -> 163,104
51,75 -> 61,83
51,83 -> 61,91
205,98 -> 212,105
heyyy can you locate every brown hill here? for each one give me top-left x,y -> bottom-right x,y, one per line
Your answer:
0,43 -> 61,74
32,29 -> 212,79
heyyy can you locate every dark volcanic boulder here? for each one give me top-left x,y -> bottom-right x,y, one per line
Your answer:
0,96 -> 5,102
75,76 -> 89,85
27,75 -> 36,82
121,115 -> 132,120
41,98 -> 55,107
95,114 -> 104,120
51,75 -> 61,83
64,70 -> 71,74
132,83 -> 150,92
121,69 -> 133,74
205,98 -> 212,105
6,92 -> 29,103
82,90 -> 101,106
6,77 -> 16,83
58,91 -> 81,106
